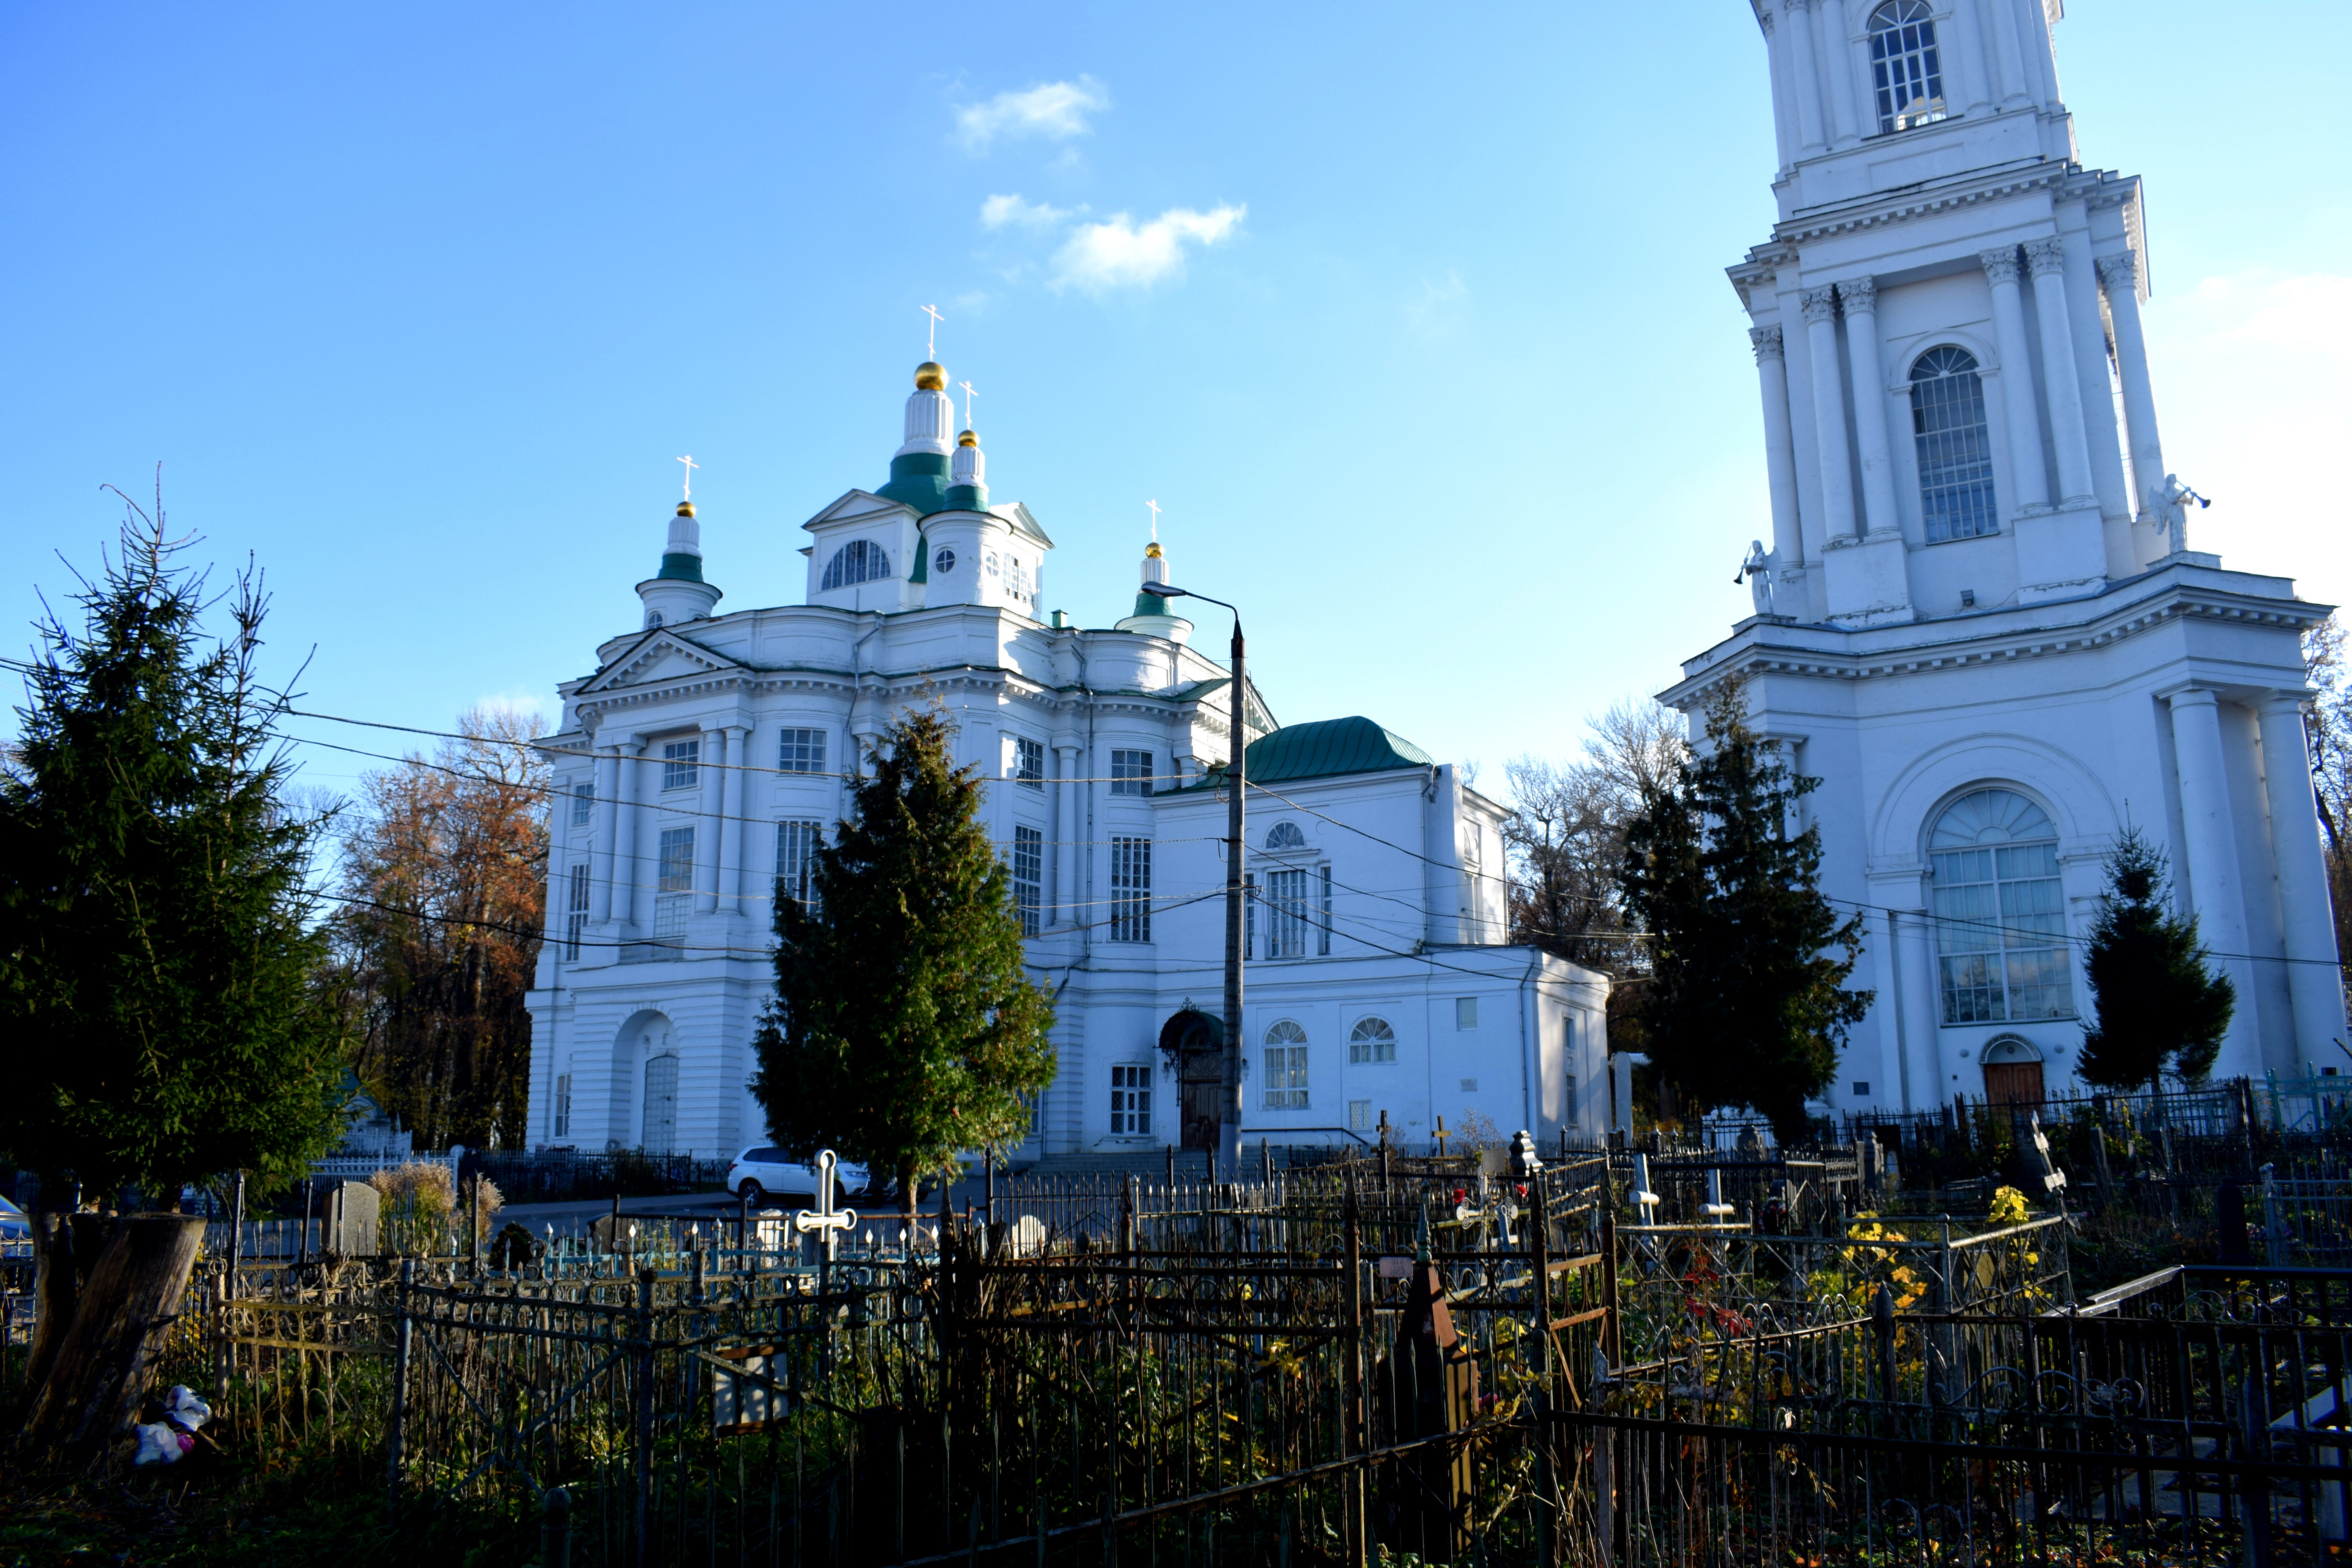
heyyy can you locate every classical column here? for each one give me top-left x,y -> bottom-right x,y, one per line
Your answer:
2169,689 -> 2261,1076
1952,0 -> 1994,114
695,725 -> 726,914
1800,287 -> 1859,540
2024,239 -> 2097,505
1762,10 -> 1797,172
592,743 -> 620,922
1839,277 -> 1902,535
1751,325 -> 1804,567
1817,2 -> 1862,146
615,736 -> 647,933
1986,0 -> 2031,106
1979,247 -> 2050,512
1896,909 -> 1944,1110
2097,252 -> 2168,521
719,723 -> 750,915
1781,0 -> 1829,154
2258,695 -> 2348,1067
1055,741 -> 1083,927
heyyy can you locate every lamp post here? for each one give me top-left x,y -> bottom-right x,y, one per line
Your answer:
1140,581 -> 1246,1178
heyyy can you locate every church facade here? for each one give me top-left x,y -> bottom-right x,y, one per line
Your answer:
1664,0 -> 2341,1111
523,366 -> 1608,1161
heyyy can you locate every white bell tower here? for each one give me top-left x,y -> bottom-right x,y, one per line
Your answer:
1735,0 -> 2172,626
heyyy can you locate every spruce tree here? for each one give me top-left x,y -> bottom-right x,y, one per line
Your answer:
751,706 -> 1056,1228
0,498 -> 351,1207
2078,827 -> 2234,1089
1620,680 -> 1871,1142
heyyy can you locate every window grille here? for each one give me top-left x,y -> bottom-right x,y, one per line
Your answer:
1264,821 -> 1305,849
1319,864 -> 1332,956
1869,0 -> 1945,134
1012,825 -> 1042,936
778,728 -> 827,775
1262,1021 -> 1309,1110
1109,1063 -> 1151,1136
565,863 -> 589,959
661,739 -> 700,791
1349,1016 -> 1397,1065
820,538 -> 892,590
1013,737 -> 1045,788
777,820 -> 824,912
641,1053 -> 678,1153
656,826 -> 694,938
1109,836 -> 1152,942
1265,867 -> 1310,958
1348,1100 -> 1372,1133
1931,789 -> 2075,1023
1111,750 -> 1153,796
552,1072 -> 572,1140
1911,346 -> 2000,543
571,781 -> 594,827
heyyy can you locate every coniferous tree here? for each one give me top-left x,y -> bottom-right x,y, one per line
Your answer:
1620,680 -> 1871,1142
751,707 -> 1056,1228
0,496 -> 350,1206
2078,827 -> 2234,1089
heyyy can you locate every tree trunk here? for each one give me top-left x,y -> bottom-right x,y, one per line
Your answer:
20,1211 -> 82,1404
16,1213 -> 207,1468
898,1160 -> 918,1250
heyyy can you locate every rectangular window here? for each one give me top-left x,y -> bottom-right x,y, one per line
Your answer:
1243,873 -> 1255,960
777,727 -> 827,775
656,826 -> 694,937
1109,1063 -> 1152,1136
1564,1074 -> 1578,1123
1265,868 -> 1309,959
1109,836 -> 1152,942
1348,1100 -> 1372,1133
552,1073 -> 572,1140
1455,996 -> 1478,1030
570,780 -> 594,827
565,863 -> 590,959
1012,736 -> 1045,788
1012,825 -> 1042,936
662,739 -> 700,791
777,820 -> 824,912
1111,750 -> 1154,796
1319,865 -> 1332,956
1263,1044 -> 1310,1110
1459,1077 -> 1478,1094
1932,841 -> 2075,1023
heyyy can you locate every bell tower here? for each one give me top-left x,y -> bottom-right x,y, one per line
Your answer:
1735,0 -> 2172,626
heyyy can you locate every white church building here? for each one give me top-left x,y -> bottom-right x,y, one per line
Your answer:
524,365 -> 1608,1161
1663,0 -> 2342,1112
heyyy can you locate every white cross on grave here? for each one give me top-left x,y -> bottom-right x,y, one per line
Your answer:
794,1149 -> 858,1259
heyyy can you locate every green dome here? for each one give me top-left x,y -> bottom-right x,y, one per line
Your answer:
1238,716 -> 1434,784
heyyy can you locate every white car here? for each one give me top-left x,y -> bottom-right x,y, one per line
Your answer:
725,1147 -> 869,1207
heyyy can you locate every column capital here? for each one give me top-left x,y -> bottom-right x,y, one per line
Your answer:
1837,274 -> 1878,314
2164,685 -> 2222,710
1749,324 -> 1785,362
2095,250 -> 2140,290
2024,236 -> 2067,278
1978,246 -> 2023,286
1798,286 -> 1838,325
2258,688 -> 2316,715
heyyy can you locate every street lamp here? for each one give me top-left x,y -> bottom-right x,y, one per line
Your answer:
1139,580 -> 1246,1179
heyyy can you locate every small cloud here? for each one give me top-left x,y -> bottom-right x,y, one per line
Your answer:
980,193 -> 1079,230
1051,204 -> 1246,292
1407,270 -> 1468,335
955,77 -> 1108,153
472,686 -> 559,732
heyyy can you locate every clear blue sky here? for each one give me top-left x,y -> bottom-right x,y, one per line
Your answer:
4,3 -> 2346,792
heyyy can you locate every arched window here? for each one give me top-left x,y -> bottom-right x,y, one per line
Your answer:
1929,789 -> 2074,1024
1262,1020 -> 1310,1109
1265,821 -> 1306,850
820,538 -> 893,591
1348,1016 -> 1397,1065
1869,1 -> 1946,134
1911,347 -> 1999,543
642,1051 -> 679,1153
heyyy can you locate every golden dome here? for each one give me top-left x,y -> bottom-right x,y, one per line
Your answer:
676,501 -> 696,517
1145,542 -> 1163,559
957,429 -> 979,448
915,361 -> 947,390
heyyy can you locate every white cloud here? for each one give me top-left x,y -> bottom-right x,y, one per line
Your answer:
1050,204 -> 1246,292
955,77 -> 1108,152
1407,270 -> 1468,335
980,193 -> 1078,230
471,686 -> 560,732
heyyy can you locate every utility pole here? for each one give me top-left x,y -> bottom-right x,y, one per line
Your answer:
1222,612 -> 1246,1181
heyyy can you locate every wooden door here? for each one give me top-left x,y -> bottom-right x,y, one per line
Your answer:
1983,1060 -> 2045,1110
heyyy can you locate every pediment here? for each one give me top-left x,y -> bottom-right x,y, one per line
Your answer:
578,628 -> 744,695
805,489 -> 915,532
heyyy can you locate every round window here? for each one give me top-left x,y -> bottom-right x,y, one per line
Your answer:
933,548 -> 956,574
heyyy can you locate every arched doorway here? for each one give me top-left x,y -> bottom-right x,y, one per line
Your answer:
643,1052 -> 680,1153
1158,1009 -> 1223,1152
1981,1036 -> 2044,1110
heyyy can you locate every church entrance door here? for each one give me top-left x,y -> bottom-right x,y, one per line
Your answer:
1158,1009 -> 1225,1154
1983,1061 -> 2044,1110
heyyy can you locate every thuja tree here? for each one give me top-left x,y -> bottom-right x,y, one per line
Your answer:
2077,828 -> 2234,1090
0,491 -> 349,1459
1620,680 -> 1871,1142
751,706 -> 1056,1229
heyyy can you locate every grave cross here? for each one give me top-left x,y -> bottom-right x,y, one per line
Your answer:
794,1149 -> 858,1258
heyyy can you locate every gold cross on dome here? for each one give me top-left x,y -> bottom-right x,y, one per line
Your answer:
676,455 -> 699,502
921,304 -> 944,357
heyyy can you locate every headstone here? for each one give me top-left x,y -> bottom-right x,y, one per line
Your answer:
325,1180 -> 379,1255
1736,1125 -> 1768,1161
1509,1129 -> 1541,1178
1007,1215 -> 1047,1258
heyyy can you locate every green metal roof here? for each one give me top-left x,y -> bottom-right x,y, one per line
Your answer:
1230,715 -> 1434,785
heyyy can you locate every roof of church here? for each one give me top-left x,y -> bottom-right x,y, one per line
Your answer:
1204,715 -> 1434,787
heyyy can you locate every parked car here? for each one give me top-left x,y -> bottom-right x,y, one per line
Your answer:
0,1194 -> 30,1259
725,1147 -> 869,1207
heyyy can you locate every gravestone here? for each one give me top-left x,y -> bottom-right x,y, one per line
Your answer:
325,1181 -> 379,1256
